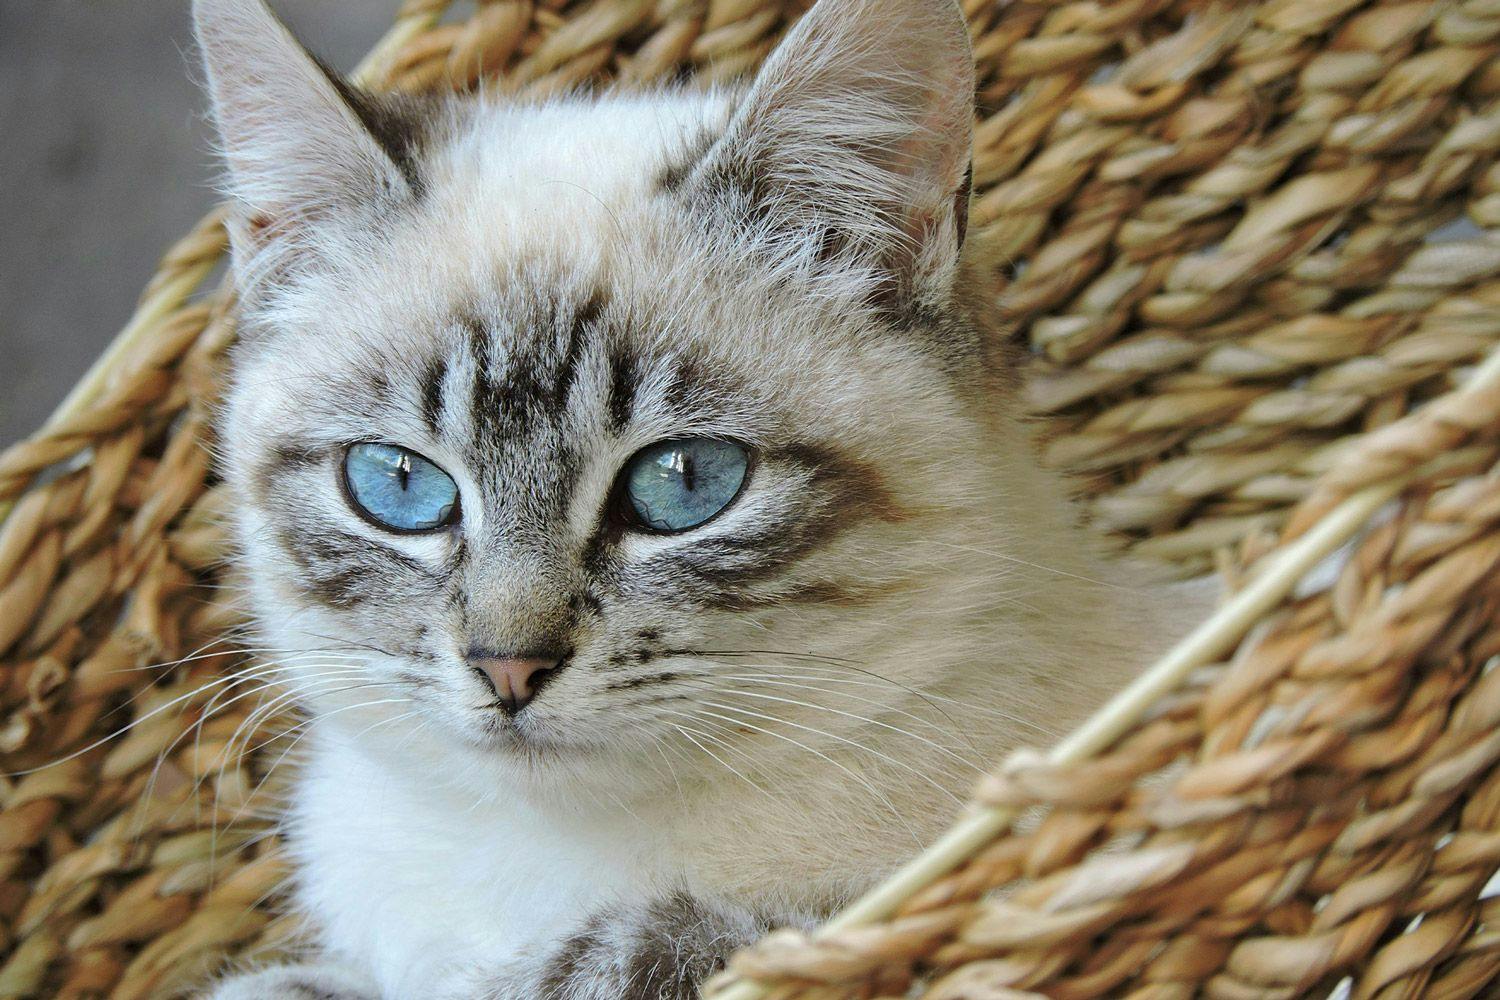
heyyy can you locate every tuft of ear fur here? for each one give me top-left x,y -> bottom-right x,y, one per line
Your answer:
192,0 -> 417,292
687,0 -> 975,313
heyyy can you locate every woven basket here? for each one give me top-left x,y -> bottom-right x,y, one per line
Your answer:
3,0 -> 1500,996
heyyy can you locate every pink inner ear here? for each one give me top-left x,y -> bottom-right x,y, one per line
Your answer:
239,208 -> 305,260
888,99 -> 971,245
883,101 -> 972,288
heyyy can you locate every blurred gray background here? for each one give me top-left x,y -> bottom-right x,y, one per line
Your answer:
0,0 -> 400,446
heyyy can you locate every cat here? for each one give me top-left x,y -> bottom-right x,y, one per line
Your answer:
192,0 -> 1201,996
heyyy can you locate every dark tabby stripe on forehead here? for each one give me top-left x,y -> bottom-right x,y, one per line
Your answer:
420,355 -> 448,432
466,312 -> 508,440
550,289 -> 605,412
605,345 -> 640,434
656,353 -> 751,420
458,289 -> 610,441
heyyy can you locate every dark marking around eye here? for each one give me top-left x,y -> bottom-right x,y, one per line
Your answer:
448,537 -> 470,576
710,579 -> 893,612
614,442 -> 909,613
307,567 -> 366,608
785,443 -> 911,523
272,443 -> 322,468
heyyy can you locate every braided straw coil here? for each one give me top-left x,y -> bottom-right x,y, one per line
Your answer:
2,0 -> 1499,996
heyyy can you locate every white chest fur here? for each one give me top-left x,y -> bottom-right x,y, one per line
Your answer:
289,730 -> 670,997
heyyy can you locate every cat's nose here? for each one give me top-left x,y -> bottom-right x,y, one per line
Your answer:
467,652 -> 563,714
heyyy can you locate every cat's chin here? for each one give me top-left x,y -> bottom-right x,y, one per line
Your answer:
454,709 -> 612,762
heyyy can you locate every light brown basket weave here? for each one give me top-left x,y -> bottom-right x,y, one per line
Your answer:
3,0 -> 1500,997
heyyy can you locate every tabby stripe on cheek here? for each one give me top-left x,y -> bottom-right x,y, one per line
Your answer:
605,672 -> 681,690
698,578 -> 896,612
250,443 -> 324,507
277,525 -> 436,609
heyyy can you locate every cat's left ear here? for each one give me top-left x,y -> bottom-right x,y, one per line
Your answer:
681,0 -> 974,311
193,0 -> 419,289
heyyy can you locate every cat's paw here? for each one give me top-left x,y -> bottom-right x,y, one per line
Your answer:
479,893 -> 797,1000
200,963 -> 377,1000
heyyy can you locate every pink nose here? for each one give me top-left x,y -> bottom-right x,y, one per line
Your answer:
468,655 -> 562,714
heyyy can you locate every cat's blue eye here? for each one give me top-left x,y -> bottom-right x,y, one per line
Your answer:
342,443 -> 459,532
620,438 -> 749,533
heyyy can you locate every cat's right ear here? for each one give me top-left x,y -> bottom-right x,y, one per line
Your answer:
193,0 -> 416,289
674,0 -> 974,316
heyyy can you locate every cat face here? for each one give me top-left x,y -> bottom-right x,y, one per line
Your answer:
200,0 -> 1020,784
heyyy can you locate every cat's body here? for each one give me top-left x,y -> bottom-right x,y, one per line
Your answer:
192,0 -> 1203,996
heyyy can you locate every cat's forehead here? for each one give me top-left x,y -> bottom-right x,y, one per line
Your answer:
390,91 -> 733,287
434,91 -> 733,204
253,267 -> 783,454
273,92 -> 738,353
231,88 -> 953,455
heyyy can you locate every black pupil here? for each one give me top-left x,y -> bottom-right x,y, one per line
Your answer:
397,453 -> 411,490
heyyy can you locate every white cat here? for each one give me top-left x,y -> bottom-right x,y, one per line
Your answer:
194,0 -> 1199,995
